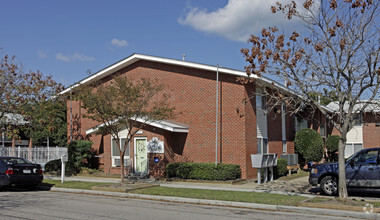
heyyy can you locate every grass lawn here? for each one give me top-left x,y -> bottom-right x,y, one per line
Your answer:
129,186 -> 307,206
42,179 -> 110,190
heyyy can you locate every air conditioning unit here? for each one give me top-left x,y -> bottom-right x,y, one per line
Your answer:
280,154 -> 298,166
114,158 -> 131,167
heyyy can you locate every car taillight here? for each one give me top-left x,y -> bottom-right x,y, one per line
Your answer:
38,169 -> 43,175
5,167 -> 14,175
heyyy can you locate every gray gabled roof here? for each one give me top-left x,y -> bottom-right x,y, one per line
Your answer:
59,53 -> 295,96
327,100 -> 380,113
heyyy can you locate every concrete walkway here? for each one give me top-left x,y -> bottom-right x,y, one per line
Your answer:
44,175 -> 121,183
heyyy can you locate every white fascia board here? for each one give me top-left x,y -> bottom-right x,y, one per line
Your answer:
86,117 -> 189,135
60,53 -> 250,95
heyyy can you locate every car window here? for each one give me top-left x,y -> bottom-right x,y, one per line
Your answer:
0,158 -> 32,165
354,150 -> 378,166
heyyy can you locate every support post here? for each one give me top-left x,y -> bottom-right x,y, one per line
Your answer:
257,168 -> 261,184
61,154 -> 68,183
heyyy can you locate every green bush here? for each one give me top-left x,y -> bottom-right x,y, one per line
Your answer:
166,162 -> 241,181
44,159 -> 61,172
275,158 -> 288,177
326,135 -> 339,152
295,128 -> 323,163
326,135 -> 339,162
68,140 -> 93,174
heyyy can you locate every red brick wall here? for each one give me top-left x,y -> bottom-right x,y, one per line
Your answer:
68,60 -> 254,178
362,113 -> 380,148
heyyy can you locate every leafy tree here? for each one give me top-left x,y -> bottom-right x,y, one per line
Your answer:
74,76 -> 175,183
22,98 -> 67,146
0,51 -> 64,141
295,128 -> 324,164
309,88 -> 339,106
241,0 -> 379,199
68,140 -> 93,174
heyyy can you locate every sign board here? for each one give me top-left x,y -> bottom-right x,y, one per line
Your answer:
147,137 -> 164,153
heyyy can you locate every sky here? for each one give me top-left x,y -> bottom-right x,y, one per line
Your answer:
0,0 -> 295,87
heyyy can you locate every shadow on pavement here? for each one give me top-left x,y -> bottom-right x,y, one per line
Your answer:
308,186 -> 380,199
0,183 -> 53,192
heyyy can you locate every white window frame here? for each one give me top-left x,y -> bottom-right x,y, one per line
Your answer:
344,143 -> 363,158
111,137 -> 130,167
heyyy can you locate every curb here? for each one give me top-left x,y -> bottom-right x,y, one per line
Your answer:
48,187 -> 379,219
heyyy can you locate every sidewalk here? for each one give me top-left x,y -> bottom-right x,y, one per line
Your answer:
44,175 -> 121,183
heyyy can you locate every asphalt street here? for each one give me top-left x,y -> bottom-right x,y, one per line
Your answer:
0,190 -> 363,220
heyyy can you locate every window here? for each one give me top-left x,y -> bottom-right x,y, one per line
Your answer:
320,124 -> 325,137
295,116 -> 308,132
354,150 -> 378,166
345,143 -> 363,158
257,137 -> 268,154
256,94 -> 267,110
111,138 -> 129,166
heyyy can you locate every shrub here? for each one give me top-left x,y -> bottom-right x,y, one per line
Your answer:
275,158 -> 288,177
326,135 -> 339,152
326,135 -> 339,162
166,162 -> 241,180
68,140 -> 93,174
44,159 -> 61,172
295,128 -> 323,163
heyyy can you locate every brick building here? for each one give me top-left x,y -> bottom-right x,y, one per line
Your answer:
60,54 -> 378,179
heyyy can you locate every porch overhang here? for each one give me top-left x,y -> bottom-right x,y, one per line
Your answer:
85,118 -> 189,135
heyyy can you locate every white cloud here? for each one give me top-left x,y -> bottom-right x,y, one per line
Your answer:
38,51 -> 47,59
178,0 -> 297,42
111,38 -> 128,47
56,52 -> 95,62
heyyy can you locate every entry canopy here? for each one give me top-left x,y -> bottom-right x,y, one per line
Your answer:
86,118 -> 189,135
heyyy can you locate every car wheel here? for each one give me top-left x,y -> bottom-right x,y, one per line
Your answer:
320,176 -> 338,196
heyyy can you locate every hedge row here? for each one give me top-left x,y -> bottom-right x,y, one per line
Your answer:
166,163 -> 241,181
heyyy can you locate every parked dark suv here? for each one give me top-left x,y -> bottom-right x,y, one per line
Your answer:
309,148 -> 380,195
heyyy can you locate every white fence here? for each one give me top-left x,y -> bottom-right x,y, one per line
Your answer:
0,146 -> 67,164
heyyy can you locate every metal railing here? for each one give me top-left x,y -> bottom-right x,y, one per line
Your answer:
140,159 -> 148,176
0,146 -> 67,164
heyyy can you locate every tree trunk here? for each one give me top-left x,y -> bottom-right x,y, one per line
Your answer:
120,154 -> 125,184
338,136 -> 348,199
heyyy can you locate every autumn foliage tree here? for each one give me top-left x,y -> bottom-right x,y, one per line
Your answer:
241,0 -> 379,199
0,51 -> 64,142
74,76 -> 174,183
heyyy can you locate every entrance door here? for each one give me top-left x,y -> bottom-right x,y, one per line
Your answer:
134,138 -> 147,173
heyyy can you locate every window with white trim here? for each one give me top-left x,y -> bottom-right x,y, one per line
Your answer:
344,143 -> 363,158
111,138 -> 130,166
